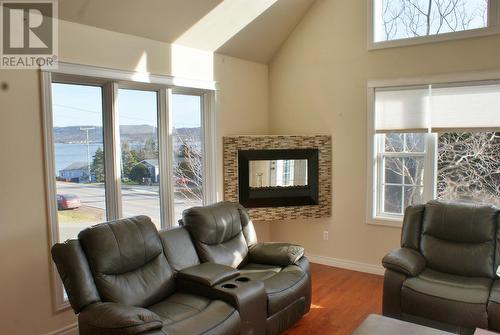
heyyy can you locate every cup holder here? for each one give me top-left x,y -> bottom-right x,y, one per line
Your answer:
235,277 -> 250,282
221,283 -> 238,289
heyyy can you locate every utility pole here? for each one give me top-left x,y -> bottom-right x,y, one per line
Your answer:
80,127 -> 95,183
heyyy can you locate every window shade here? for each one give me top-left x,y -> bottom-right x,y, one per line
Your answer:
375,87 -> 430,133
430,84 -> 500,131
375,83 -> 500,133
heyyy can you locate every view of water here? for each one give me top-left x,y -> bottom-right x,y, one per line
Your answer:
54,143 -> 103,175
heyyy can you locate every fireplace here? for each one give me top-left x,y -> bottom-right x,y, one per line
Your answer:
238,149 -> 319,208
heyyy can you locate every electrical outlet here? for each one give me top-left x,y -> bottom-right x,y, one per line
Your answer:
323,231 -> 329,241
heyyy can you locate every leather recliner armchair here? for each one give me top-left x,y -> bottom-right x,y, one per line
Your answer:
181,202 -> 312,335
382,200 -> 500,333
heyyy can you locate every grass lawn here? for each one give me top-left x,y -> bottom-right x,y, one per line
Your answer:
58,207 -> 104,223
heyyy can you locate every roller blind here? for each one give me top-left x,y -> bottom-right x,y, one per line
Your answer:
374,82 -> 500,133
430,84 -> 500,132
375,86 -> 430,133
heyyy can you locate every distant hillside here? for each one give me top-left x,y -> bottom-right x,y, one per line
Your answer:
53,125 -> 200,143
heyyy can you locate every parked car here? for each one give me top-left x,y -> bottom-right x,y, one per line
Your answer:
57,194 -> 81,210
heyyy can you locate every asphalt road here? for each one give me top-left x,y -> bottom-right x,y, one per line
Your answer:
57,181 -> 201,240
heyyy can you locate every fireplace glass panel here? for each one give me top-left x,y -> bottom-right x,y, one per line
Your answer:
249,159 -> 308,188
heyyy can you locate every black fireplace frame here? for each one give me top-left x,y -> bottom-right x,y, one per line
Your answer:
238,148 -> 319,208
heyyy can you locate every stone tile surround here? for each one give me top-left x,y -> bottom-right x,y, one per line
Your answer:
223,135 -> 332,221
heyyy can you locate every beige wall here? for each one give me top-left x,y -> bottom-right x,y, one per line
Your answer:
268,0 -> 500,266
0,20 -> 269,335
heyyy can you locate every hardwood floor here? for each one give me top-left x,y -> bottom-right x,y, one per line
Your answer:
285,263 -> 383,335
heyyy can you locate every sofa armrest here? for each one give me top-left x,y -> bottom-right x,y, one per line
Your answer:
78,303 -> 163,335
177,262 -> 239,286
382,248 -> 426,277
249,242 -> 305,266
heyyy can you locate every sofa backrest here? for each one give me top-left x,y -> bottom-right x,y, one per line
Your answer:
420,200 -> 498,278
159,226 -> 200,272
182,202 -> 257,268
78,216 -> 175,307
51,239 -> 101,313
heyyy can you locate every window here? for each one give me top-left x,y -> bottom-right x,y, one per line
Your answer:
42,64 -> 216,311
171,94 -> 203,221
52,83 -> 107,241
369,81 -> 500,224
117,89 -> 162,228
370,0 -> 500,48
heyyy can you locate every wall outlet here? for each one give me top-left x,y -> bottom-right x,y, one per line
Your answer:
323,231 -> 329,241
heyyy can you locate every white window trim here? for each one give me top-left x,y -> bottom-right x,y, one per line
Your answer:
366,69 -> 500,228
41,62 -> 218,311
368,0 -> 500,50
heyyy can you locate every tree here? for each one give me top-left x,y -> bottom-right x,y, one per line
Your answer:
437,132 -> 500,206
173,131 -> 203,201
129,163 -> 151,183
91,147 -> 105,183
381,0 -> 488,41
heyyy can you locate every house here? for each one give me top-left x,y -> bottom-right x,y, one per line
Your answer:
137,159 -> 159,183
2,1 -> 500,334
59,161 -> 91,183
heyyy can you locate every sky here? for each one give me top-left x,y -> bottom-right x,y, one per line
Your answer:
52,83 -> 201,129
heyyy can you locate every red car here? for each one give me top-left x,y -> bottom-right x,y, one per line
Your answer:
57,194 -> 81,210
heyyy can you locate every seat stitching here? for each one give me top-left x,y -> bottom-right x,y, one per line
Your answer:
164,300 -> 204,312
266,271 -> 308,296
164,307 -> 238,334
403,285 -> 487,305
134,219 -> 148,265
108,224 -> 123,271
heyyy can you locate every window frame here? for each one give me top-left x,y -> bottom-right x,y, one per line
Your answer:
374,132 -> 436,222
41,63 -> 217,311
368,0 -> 500,50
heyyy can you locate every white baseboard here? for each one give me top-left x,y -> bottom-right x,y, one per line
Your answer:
307,253 -> 385,275
45,323 -> 78,335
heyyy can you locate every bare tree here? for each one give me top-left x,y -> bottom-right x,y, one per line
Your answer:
382,0 -> 488,40
173,130 -> 203,203
437,132 -> 500,207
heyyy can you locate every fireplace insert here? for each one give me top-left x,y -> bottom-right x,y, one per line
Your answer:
238,149 -> 319,208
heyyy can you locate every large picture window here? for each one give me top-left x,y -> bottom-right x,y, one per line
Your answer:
370,0 -> 500,48
369,81 -> 500,224
42,64 -> 216,311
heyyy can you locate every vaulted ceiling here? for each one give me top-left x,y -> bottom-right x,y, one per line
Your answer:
58,0 -> 316,64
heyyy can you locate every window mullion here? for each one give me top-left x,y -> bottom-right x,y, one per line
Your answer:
158,88 -> 175,228
103,82 -> 122,220
202,91 -> 217,205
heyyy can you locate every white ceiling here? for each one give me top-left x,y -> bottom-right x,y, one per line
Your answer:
59,0 -> 316,64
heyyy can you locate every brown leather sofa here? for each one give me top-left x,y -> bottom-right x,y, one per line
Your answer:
51,202 -> 311,335
382,200 -> 500,334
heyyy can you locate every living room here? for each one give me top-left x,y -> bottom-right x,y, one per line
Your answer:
1,0 -> 499,334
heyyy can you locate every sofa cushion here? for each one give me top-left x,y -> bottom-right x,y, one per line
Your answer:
183,203 -> 249,268
421,200 -> 497,277
239,263 -> 308,316
148,293 -> 240,335
78,216 -> 175,307
401,269 -> 491,328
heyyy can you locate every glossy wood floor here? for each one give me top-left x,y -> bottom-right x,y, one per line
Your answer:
284,263 -> 384,335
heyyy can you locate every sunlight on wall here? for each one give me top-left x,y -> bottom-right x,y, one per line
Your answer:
174,0 -> 277,51
171,44 -> 214,81
131,51 -> 151,82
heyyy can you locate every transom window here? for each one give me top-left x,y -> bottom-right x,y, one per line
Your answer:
370,0 -> 500,48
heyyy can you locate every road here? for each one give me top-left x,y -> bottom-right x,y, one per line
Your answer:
57,181 -> 201,240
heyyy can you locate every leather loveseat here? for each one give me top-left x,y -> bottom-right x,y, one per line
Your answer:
51,202 -> 311,335
382,200 -> 500,334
